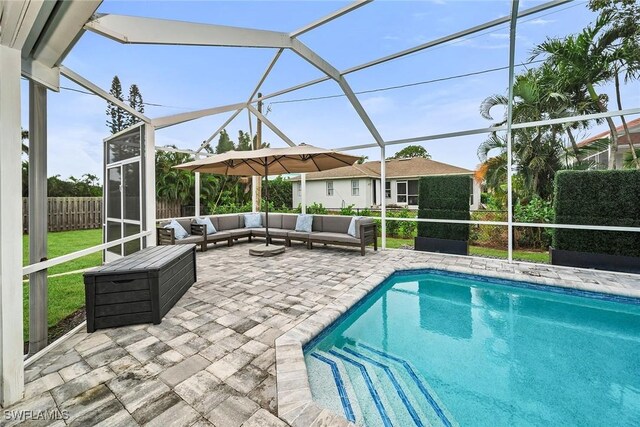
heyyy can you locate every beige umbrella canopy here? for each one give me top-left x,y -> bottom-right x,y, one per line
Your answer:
174,144 -> 360,251
174,144 -> 360,176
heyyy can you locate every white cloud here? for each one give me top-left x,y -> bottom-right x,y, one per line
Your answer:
361,96 -> 395,115
525,18 -> 555,26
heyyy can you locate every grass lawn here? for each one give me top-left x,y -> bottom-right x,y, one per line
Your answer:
377,237 -> 549,264
22,229 -> 102,342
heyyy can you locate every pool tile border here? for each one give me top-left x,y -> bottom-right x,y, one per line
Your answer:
274,260 -> 640,426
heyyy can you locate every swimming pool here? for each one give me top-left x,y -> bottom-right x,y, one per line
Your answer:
304,269 -> 640,426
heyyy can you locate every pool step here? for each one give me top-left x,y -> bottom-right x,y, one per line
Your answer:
308,345 -> 456,427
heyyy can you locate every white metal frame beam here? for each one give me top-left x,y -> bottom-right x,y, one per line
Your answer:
152,102 -> 245,129
247,104 -> 296,147
195,108 -> 245,154
85,14 -> 293,48
290,0 -> 372,37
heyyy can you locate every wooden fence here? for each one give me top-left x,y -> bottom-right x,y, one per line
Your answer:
22,198 -> 182,233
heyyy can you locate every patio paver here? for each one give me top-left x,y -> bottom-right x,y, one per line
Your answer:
8,243 -> 640,426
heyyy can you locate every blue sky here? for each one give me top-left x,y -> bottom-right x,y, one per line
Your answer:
21,0 -> 640,181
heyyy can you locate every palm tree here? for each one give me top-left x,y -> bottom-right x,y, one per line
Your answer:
531,13 -> 625,169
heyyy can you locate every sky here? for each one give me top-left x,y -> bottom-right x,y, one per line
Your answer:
20,0 -> 640,182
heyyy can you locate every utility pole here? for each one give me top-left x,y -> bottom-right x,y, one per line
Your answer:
253,93 -> 263,212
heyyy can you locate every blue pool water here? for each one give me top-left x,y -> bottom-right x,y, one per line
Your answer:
304,270 -> 640,427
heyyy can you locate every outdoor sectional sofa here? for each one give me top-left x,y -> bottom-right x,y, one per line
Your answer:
157,213 -> 377,255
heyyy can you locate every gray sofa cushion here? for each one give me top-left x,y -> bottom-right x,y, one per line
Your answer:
320,216 -> 351,234
227,228 -> 252,238
218,215 -> 240,230
260,213 -> 282,229
312,215 -> 323,232
177,219 -> 193,233
310,232 -> 360,244
251,227 -> 289,237
174,235 -> 204,244
203,231 -> 231,241
282,215 -> 297,230
207,216 -> 220,231
288,230 -> 311,240
354,217 -> 375,238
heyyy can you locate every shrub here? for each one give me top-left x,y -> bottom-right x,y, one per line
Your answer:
553,170 -> 640,257
306,202 -> 328,215
470,210 -> 507,248
340,204 -> 356,216
513,197 -> 553,249
417,175 -> 471,241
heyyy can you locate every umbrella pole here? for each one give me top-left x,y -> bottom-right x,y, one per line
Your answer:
264,158 -> 269,246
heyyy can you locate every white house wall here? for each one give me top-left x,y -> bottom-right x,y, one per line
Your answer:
294,177 -> 481,210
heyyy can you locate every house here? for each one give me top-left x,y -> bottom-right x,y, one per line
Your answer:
291,157 -> 481,210
577,117 -> 640,169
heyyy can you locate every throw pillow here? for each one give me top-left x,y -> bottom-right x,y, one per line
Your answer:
347,216 -> 363,237
295,214 -> 314,232
244,213 -> 262,228
195,217 -> 216,234
165,219 -> 189,240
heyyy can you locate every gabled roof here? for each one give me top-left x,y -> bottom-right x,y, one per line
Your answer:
577,117 -> 640,148
290,157 -> 473,181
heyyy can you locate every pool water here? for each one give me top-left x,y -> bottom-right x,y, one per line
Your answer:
304,270 -> 640,427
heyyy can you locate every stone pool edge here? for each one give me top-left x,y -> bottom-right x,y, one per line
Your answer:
274,260 -> 640,426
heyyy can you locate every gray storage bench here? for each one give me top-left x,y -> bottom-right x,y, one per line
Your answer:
83,244 -> 197,332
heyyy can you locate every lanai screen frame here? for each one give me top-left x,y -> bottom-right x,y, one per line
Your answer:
10,0 -> 640,403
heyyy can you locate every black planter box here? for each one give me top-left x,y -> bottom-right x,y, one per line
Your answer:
84,244 -> 197,332
550,247 -> 640,274
414,236 -> 468,255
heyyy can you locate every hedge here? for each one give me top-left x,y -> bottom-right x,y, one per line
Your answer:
417,175 -> 471,241
553,170 -> 640,257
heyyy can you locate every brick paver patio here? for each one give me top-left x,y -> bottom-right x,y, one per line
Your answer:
7,243 -> 640,426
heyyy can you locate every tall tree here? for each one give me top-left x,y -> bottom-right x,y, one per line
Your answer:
106,76 -> 126,134
236,130 -> 252,151
126,84 -> 145,128
389,145 -> 431,159
215,130 -> 235,154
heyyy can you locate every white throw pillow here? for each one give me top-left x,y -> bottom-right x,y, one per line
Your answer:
195,217 -> 216,234
348,216 -> 363,237
244,213 -> 262,228
295,214 -> 314,233
165,219 -> 189,240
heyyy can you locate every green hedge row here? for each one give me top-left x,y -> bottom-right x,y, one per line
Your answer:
417,175 -> 471,241
553,170 -> 640,257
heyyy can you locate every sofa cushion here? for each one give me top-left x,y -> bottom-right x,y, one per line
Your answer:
312,215 -> 323,232
165,219 -> 189,240
227,228 -> 252,238
218,215 -> 240,230
321,216 -> 351,234
355,217 -> 375,239
282,215 -> 297,230
288,230 -> 311,240
310,232 -> 360,244
207,216 -> 220,231
251,228 -> 289,237
244,213 -> 262,228
261,213 -> 282,229
206,231 -> 232,241
295,214 -> 313,232
174,234 -> 203,244
195,217 -> 217,234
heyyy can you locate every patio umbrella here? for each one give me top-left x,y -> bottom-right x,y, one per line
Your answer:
174,144 -> 360,252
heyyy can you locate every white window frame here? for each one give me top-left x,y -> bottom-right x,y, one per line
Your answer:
327,180 -> 334,196
396,180 -> 408,204
385,181 -> 391,198
351,179 -> 359,196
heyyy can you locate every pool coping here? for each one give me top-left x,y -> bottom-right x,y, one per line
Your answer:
274,259 -> 640,426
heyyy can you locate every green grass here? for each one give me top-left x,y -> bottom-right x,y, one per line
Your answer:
22,229 -> 101,341
23,229 -> 102,275
377,237 -> 549,264
22,273 -> 85,341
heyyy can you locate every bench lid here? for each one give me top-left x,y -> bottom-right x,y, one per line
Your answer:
85,244 -> 195,276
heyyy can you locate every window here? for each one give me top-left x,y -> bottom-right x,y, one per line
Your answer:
385,181 -> 391,198
408,180 -> 419,205
351,180 -> 359,196
327,181 -> 334,196
397,181 -> 407,203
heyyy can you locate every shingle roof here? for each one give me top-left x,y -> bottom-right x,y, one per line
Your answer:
289,157 -> 473,181
577,117 -> 640,148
